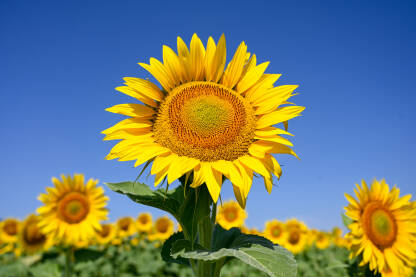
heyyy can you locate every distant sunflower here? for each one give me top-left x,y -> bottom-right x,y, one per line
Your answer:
136,213 -> 153,233
149,217 -> 174,241
315,231 -> 330,250
216,200 -> 247,230
263,220 -> 286,245
0,218 -> 20,243
283,219 -> 308,254
95,223 -> 116,245
102,34 -> 304,208
37,174 -> 109,245
344,179 -> 416,277
18,214 -> 53,255
116,217 -> 136,238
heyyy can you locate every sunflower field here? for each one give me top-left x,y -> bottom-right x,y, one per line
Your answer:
2,29 -> 416,277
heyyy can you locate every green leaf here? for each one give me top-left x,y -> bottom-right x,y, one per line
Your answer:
29,263 -> 60,277
161,232 -> 190,265
341,213 -> 353,229
171,243 -> 297,277
74,248 -> 104,262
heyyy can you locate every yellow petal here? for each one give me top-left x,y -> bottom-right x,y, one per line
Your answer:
163,45 -> 183,85
105,103 -> 155,118
236,62 -> 269,93
256,106 -> 305,129
133,146 -> 170,167
233,185 -> 246,209
139,58 -> 174,91
245,74 -> 281,101
204,36 -> 216,82
212,34 -> 227,83
189,33 -> 205,81
167,156 -> 200,184
221,41 -> 247,88
201,163 -> 222,203
123,77 -> 164,102
115,86 -> 158,108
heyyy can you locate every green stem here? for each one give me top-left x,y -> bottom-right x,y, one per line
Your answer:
64,246 -> 74,277
197,187 -> 214,277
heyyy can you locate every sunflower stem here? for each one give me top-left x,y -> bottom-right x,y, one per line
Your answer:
196,186 -> 214,277
64,246 -> 74,277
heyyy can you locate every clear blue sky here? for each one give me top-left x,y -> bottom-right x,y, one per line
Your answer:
1,0 -> 415,231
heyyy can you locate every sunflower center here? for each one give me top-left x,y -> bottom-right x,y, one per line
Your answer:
138,215 -> 150,225
362,202 -> 397,249
3,221 -> 18,236
99,225 -> 111,237
288,231 -> 300,245
154,81 -> 256,161
272,226 -> 281,238
156,220 -> 169,233
58,192 -> 90,224
118,218 -> 131,231
224,208 -> 237,222
24,222 -> 46,245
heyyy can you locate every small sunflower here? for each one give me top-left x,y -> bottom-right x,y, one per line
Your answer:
95,223 -> 116,245
263,219 -> 286,245
216,200 -> 247,230
136,213 -> 153,233
0,218 -> 20,243
148,217 -> 174,241
283,219 -> 308,254
315,231 -> 330,250
344,179 -> 416,277
116,217 -> 137,238
18,214 -> 53,255
37,174 -> 109,245
103,34 -> 304,208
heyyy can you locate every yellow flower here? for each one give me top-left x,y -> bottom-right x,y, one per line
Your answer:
315,231 -> 330,250
216,200 -> 247,230
148,216 -> 174,241
102,34 -> 304,208
116,217 -> 136,238
95,223 -> 116,245
136,213 -> 153,233
18,214 -> 53,255
37,174 -> 109,245
0,218 -> 20,243
344,179 -> 416,277
263,220 -> 286,245
282,219 -> 308,254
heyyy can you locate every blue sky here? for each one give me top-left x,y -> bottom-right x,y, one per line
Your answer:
1,0 -> 415,231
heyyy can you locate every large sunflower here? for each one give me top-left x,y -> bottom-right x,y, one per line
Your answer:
19,214 -> 53,255
102,34 -> 304,207
37,174 -> 109,245
344,179 -> 416,277
216,200 -> 247,230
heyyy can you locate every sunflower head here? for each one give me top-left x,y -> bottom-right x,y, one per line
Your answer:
116,217 -> 137,238
18,214 -> 53,255
344,179 -> 416,276
263,219 -> 286,244
216,200 -> 247,230
315,231 -> 330,250
103,34 -> 304,208
148,216 -> 174,241
283,226 -> 308,254
0,218 -> 20,243
95,223 -> 116,245
136,213 -> 153,233
37,174 -> 109,245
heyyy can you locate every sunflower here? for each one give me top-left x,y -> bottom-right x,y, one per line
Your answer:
282,219 -> 308,254
315,231 -> 330,250
95,223 -> 116,245
116,217 -> 137,238
0,218 -> 20,243
18,214 -> 53,255
136,213 -> 153,233
148,216 -> 174,241
37,174 -> 109,245
102,34 -> 304,208
263,220 -> 286,245
216,200 -> 247,230
344,179 -> 416,277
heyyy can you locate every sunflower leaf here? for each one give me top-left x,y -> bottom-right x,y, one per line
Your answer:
341,213 -> 353,229
161,232 -> 190,265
